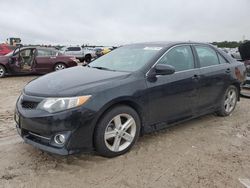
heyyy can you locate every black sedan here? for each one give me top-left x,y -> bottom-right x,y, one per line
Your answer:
15,42 -> 246,157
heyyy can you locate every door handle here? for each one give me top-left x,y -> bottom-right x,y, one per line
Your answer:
225,68 -> 231,73
192,74 -> 200,80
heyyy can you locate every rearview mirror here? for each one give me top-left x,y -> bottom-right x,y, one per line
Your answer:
154,64 -> 175,75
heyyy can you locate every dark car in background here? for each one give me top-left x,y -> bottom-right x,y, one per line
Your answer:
239,41 -> 250,97
0,47 -> 79,78
15,42 -> 246,157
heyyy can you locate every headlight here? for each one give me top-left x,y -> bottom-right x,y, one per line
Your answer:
37,95 -> 91,113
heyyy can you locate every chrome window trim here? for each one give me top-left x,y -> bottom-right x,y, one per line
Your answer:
146,44 -> 197,77
146,43 -> 229,77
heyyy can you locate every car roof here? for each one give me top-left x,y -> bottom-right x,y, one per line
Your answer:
125,41 -> 212,48
18,46 -> 58,51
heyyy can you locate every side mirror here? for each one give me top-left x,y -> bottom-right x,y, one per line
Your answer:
154,64 -> 175,75
147,64 -> 175,81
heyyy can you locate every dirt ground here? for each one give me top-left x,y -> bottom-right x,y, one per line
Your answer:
0,76 -> 249,188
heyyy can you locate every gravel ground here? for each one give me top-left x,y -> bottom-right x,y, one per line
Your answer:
0,75 -> 249,188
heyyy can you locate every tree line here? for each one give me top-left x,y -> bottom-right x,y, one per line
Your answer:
212,41 -> 249,48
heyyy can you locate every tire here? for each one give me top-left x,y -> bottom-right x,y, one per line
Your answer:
94,105 -> 141,158
0,65 -> 6,78
216,85 -> 238,116
54,63 -> 66,71
85,55 -> 91,63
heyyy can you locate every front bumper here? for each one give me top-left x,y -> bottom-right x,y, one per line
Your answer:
15,94 -> 97,155
17,125 -> 70,155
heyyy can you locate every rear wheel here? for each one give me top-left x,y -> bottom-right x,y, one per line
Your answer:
217,85 -> 238,116
0,65 -> 6,78
54,63 -> 66,71
94,105 -> 141,158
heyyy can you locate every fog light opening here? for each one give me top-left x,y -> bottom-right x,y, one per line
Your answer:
54,134 -> 66,145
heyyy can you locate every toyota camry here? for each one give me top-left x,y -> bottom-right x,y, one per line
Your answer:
15,42 -> 246,157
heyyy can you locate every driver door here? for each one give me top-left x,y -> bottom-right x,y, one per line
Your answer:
9,48 -> 36,73
146,45 -> 200,125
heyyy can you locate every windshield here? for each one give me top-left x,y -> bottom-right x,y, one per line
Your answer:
89,46 -> 162,72
5,50 -> 15,56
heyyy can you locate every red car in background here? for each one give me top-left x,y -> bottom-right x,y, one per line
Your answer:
0,44 -> 15,56
0,47 -> 79,78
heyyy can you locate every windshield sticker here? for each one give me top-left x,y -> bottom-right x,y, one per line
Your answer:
144,47 -> 162,51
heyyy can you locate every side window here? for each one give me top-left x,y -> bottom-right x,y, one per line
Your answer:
37,50 -> 51,57
67,47 -> 73,51
218,53 -> 228,64
51,50 -> 57,56
74,47 -> 81,51
68,47 -> 81,51
195,46 -> 219,67
158,45 -> 195,72
20,49 -> 32,57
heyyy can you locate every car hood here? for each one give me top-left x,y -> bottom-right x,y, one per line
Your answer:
0,56 -> 9,63
24,66 -> 131,97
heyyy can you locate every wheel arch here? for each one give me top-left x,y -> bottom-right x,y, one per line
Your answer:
84,53 -> 91,58
231,82 -> 241,101
54,62 -> 67,69
0,63 -> 8,73
92,98 -> 145,140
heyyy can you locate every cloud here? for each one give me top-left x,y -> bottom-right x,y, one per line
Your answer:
0,0 -> 249,45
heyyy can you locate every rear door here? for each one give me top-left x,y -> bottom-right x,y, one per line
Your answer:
193,45 -> 231,112
34,49 -> 55,73
146,45 -> 200,125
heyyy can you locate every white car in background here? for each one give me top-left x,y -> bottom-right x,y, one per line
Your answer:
60,46 -> 96,63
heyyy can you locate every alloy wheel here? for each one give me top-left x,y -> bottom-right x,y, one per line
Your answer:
224,88 -> 237,113
0,66 -> 5,77
104,113 -> 136,152
55,64 -> 66,71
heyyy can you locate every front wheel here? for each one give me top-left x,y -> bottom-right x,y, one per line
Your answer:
0,65 -> 6,78
94,105 -> 141,158
217,85 -> 238,116
84,55 -> 92,63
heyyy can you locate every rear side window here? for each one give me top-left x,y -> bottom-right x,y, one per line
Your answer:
158,45 -> 195,72
195,46 -> 219,67
68,47 -> 81,51
37,49 -> 51,57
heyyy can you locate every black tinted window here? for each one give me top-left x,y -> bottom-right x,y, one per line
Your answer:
158,45 -> 194,72
195,46 -> 219,67
68,47 -> 81,51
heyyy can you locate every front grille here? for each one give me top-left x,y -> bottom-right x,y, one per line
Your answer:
21,101 -> 39,109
